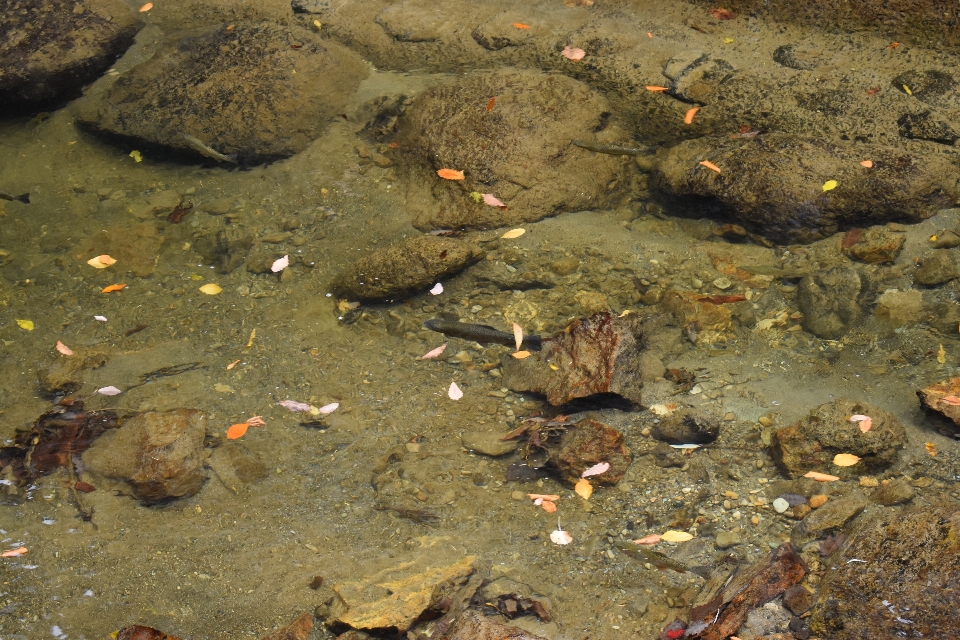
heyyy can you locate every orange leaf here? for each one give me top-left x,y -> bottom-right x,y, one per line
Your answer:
645,86 -> 669,92
226,423 -> 249,439
860,160 -> 873,168
1,547 -> 27,558
513,22 -> 530,29
101,284 -> 127,293
941,395 -> 960,406
511,350 -> 531,359
803,471 -> 840,482
437,168 -> 465,180
487,97 -> 496,111
925,442 -> 937,457
699,160 -> 721,173
647,32 -> 653,38
684,107 -> 699,124
888,42 -> 900,48
574,477 -> 593,499
540,499 -> 557,513
139,2 -> 153,11
710,8 -> 735,20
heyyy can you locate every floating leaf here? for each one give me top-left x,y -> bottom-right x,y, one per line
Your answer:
199,283 -> 223,295
860,160 -> 873,168
634,534 -> 660,545
550,529 -> 573,545
833,453 -> 861,467
511,350 -> 531,359
822,179 -> 838,192
661,530 -> 694,542
278,400 -> 312,412
430,282 -> 443,295
55,341 -> 74,356
850,414 -> 873,432
645,86 -> 669,92
561,46 -> 586,61
101,284 -> 127,293
582,462 -> 610,477
684,107 -> 699,124
422,343 -> 447,359
15,319 -> 34,331
437,168 -> 465,180
803,471 -> 840,482
271,255 -> 289,273
226,423 -> 249,439
448,381 -> 463,400
97,386 -> 122,396
482,193 -> 507,208
501,228 -> 525,239
87,254 -> 116,269
574,478 -> 593,499
699,160 -> 721,173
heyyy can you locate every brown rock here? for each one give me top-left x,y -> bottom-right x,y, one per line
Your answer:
77,222 -> 167,278
650,408 -> 720,445
790,492 -> 869,546
443,609 -> 548,640
550,419 -> 631,486
783,584 -> 815,616
260,614 -> 313,640
870,478 -> 915,506
841,227 -> 905,264
917,376 -> 960,437
661,291 -> 736,345
82,409 -> 208,504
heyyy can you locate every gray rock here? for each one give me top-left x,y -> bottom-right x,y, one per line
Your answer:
797,266 -> 862,339
914,249 -> 960,286
714,531 -> 742,549
790,492 -> 869,547
870,478 -> 915,506
0,0 -> 141,114
460,431 -> 519,457
75,22 -> 368,165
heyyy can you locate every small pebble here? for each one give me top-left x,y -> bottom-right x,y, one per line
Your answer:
809,494 -> 829,508
712,277 -> 733,290
723,412 -> 736,421
859,476 -> 879,487
773,497 -> 790,513
758,416 -> 774,427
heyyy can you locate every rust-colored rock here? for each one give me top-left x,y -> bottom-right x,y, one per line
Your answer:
551,419 -> 631,486
260,613 -> 313,640
916,376 -> 960,437
442,609 -> 548,640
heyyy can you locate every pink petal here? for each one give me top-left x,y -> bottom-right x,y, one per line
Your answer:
430,282 -> 443,295
246,416 -> 266,427
97,386 -> 122,396
448,381 -> 463,400
271,255 -> 289,273
55,341 -> 74,356
422,343 -> 447,359
278,400 -> 312,412
850,414 -> 873,433
561,46 -> 586,61
317,402 -> 339,414
634,534 -> 661,545
94,315 -> 108,322
550,529 -> 573,545
482,193 -> 506,208
581,462 -> 610,478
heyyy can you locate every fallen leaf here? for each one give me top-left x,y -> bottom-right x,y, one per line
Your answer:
724,37 -> 735,44
540,500 -> 557,513
833,453 -> 861,467
850,414 -> 873,432
550,529 -> 573,545
582,462 -> 610,477
501,228 -> 525,239
634,534 -> 660,545
646,86 -> 670,92
513,22 -> 530,29
684,107 -> 699,124
1,547 -> 28,558
482,193 -> 507,208
226,359 -> 241,370
317,402 -> 339,414
699,159 -> 721,173
75,481 -> 96,493
271,255 -> 289,273
94,315 -> 108,322
938,343 -> 946,364
941,395 -> 960,406
888,42 -> 901,48
575,478 -> 593,499
87,254 -> 116,268
925,442 -> 938,456
245,328 -> 256,348
866,86 -> 879,96
487,97 -> 496,111
804,471 -> 840,482
860,160 -> 873,168
710,7 -> 735,20
246,416 -> 266,427
512,322 -> 523,351
55,341 -> 74,356
226,423 -> 249,439
16,319 -> 34,331
430,282 -> 443,295
647,32 -> 653,37
511,350 -> 531,359
97,386 -> 122,396
561,46 -> 586,61
139,2 -> 153,11
448,381 -> 463,400
101,284 -> 127,293
903,84 -> 912,95
437,168 -> 465,180
660,530 -> 694,542
278,400 -> 313,412
822,179 -> 838,192
422,343 -> 447,359
527,493 -> 561,501
199,283 -> 223,295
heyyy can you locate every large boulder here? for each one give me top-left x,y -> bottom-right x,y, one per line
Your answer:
0,0 -> 141,115
75,22 -> 368,165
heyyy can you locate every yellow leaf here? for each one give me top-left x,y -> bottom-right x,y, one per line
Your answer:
925,442 -> 937,457
938,343 -> 946,364
501,228 -> 526,239
660,530 -> 694,542
822,180 -> 838,192
832,453 -> 861,467
129,150 -> 142,162
903,84 -> 912,95
574,478 -> 593,499
723,37 -> 734,44
199,283 -> 223,295
16,319 -> 34,331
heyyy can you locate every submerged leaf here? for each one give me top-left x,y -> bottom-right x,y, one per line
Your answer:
437,168 -> 465,180
833,453 -> 861,467
448,381 -> 464,400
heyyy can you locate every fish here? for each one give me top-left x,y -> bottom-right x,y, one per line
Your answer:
181,133 -> 238,164
571,140 -> 657,156
618,543 -> 712,580
423,319 -> 542,351
0,191 -> 29,204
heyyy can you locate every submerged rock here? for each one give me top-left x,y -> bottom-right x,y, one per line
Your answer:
797,265 -> 862,339
650,408 -> 720,445
331,235 -> 483,302
550,418 -> 631,486
916,376 -> 960,437
75,22 -> 368,165
0,0 -> 141,114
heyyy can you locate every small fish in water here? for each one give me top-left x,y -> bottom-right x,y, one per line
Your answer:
618,543 -> 712,579
424,319 -> 542,351
181,133 -> 238,164
0,191 -> 29,204
571,140 -> 657,156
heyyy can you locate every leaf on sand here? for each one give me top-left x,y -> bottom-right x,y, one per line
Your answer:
448,381 -> 463,400
850,414 -> 873,432
430,282 -> 443,295
226,423 -> 249,439
860,160 -> 873,168
87,254 -> 116,268
822,179 -> 838,192
1,547 -> 27,557
660,530 -> 694,542
437,168 -> 465,180
513,322 -> 523,351
561,46 -> 586,61
278,400 -> 312,412
501,228 -> 525,239
833,453 -> 861,467
482,193 -> 507,208
486,97 -> 496,111
581,462 -> 610,477
271,255 -> 289,273
422,343 -> 447,359
550,529 -> 573,545
634,534 -> 660,545
199,283 -> 223,295
684,107 -> 699,124
646,86 -> 669,92
139,2 -> 153,11
710,8 -> 735,20
925,442 -> 938,457
97,386 -> 122,396
101,284 -> 127,293
511,350 -> 531,359
804,471 -> 840,482
513,22 -> 530,29
55,341 -> 74,356
16,319 -> 34,331
574,478 -> 593,499
699,160 -> 721,173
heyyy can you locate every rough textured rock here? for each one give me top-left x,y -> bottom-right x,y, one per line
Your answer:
772,399 -> 906,480
810,503 -> 960,639
194,225 -> 255,274
869,478 -> 915,506
82,409 -> 208,504
660,290 -> 737,346
331,235 -> 483,302
651,134 -> 959,244
0,0 -> 141,114
207,443 -> 269,492
400,69 -> 631,230
550,419 -> 631,486
913,248 -> 960,286
461,430 -> 519,457
77,222 -> 167,278
790,492 -> 870,546
916,376 -> 960,437
650,408 -> 720,445
501,312 -> 678,406
74,22 -> 368,165
797,266 -> 862,339
443,610 -> 548,640
840,227 -> 905,264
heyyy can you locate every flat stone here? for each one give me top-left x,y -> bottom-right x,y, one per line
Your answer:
790,492 -> 869,547
870,478 -> 915,506
550,418 -> 631,486
715,531 -> 742,549
916,376 -> 960,437
461,431 -> 518,457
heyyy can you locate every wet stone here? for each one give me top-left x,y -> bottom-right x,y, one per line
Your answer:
783,584 -> 815,616
194,225 -> 255,274
550,419 -> 631,486
869,478 -> 915,506
207,443 -> 269,492
790,492 -> 869,547
797,266 -> 862,339
650,408 -> 720,445
913,249 -> 960,286
460,430 -> 519,457
916,376 -> 960,437
840,227 -> 904,264
79,222 -> 167,278
714,531 -> 742,549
